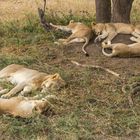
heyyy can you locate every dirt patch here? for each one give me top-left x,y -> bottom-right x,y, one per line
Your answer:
45,34 -> 140,79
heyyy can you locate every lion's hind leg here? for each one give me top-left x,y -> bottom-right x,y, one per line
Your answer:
67,38 -> 85,44
50,23 -> 71,32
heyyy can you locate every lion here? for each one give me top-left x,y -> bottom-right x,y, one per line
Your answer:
91,22 -> 140,43
101,39 -> 140,57
130,36 -> 140,43
0,95 -> 56,118
50,20 -> 93,56
0,64 -> 66,98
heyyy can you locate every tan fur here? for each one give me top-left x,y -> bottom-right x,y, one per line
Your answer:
0,95 -> 56,118
92,23 -> 140,43
50,20 -> 93,56
130,36 -> 140,43
101,40 -> 140,57
0,64 -> 65,98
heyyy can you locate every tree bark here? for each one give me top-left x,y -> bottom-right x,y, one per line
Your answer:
95,0 -> 111,23
112,0 -> 134,23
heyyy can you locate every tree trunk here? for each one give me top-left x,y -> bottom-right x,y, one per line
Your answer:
95,0 -> 111,23
112,0 -> 134,23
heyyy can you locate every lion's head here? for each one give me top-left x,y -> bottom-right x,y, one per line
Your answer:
91,22 -> 105,35
41,73 -> 66,93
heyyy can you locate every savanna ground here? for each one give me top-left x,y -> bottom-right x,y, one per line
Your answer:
0,0 -> 140,139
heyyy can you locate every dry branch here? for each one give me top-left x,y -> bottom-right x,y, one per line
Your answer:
37,0 -> 52,31
71,60 -> 120,77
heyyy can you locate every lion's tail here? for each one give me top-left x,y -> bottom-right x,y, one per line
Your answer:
102,48 -> 114,57
82,37 -> 90,56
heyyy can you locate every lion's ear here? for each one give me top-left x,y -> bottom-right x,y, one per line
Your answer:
91,21 -> 96,26
52,73 -> 59,79
69,20 -> 74,23
107,40 -> 111,45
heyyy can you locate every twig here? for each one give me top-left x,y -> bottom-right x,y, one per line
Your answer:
71,60 -> 120,77
43,0 -> 46,13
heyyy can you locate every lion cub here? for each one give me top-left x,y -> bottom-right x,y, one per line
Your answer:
0,95 -> 56,118
0,64 -> 65,98
50,20 -> 93,56
101,38 -> 140,57
92,22 -> 140,43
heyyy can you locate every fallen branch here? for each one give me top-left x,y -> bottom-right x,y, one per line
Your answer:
71,60 -> 120,77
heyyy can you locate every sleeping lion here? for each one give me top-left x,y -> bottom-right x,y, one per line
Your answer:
0,64 -> 66,98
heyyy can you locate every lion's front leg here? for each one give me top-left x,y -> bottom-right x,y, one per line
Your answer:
1,83 -> 26,98
0,88 -> 9,95
131,32 -> 140,38
62,34 -> 77,45
94,32 -> 108,43
55,34 -> 76,45
19,86 -> 33,96
103,32 -> 117,43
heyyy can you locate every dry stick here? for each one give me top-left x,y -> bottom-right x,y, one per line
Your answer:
71,60 -> 120,77
43,0 -> 46,13
37,0 -> 56,41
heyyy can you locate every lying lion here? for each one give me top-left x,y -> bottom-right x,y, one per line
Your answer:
0,64 -> 66,98
101,37 -> 140,57
0,95 -> 56,118
130,36 -> 140,43
92,22 -> 140,43
50,20 -> 93,56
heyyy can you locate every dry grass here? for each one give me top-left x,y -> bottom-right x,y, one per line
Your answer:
0,0 -> 95,21
47,0 -> 95,15
0,0 -> 140,22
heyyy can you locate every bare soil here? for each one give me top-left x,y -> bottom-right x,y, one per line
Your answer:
45,34 -> 140,79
